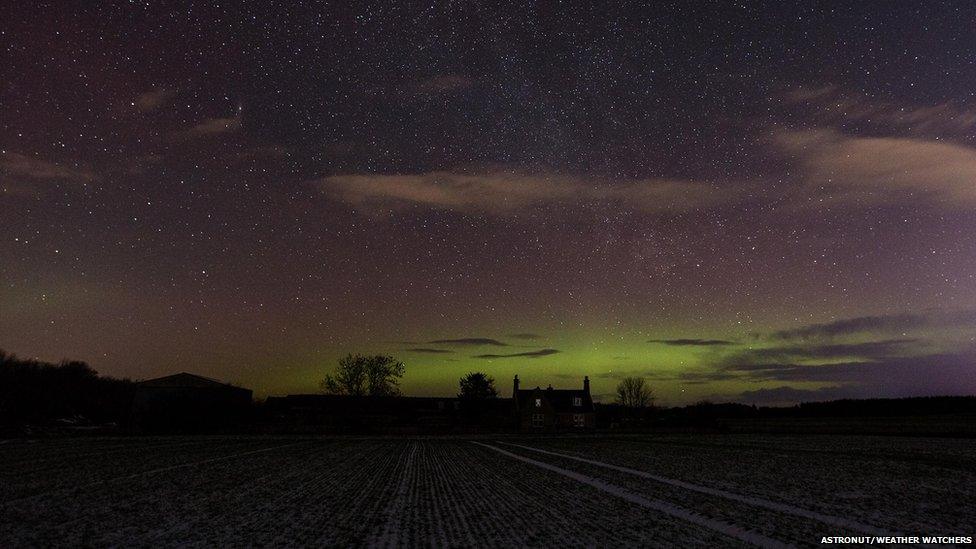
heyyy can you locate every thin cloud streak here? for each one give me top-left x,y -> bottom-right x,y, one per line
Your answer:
405,348 -> 454,354
174,116 -> 242,139
649,338 -> 734,346
319,171 -> 750,216
474,349 -> 560,359
429,338 -> 508,346
771,314 -> 924,340
785,85 -> 976,136
0,152 -> 97,182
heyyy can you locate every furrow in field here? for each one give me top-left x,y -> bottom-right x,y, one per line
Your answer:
397,441 -> 595,546
428,441 -> 510,544
366,440 -> 418,547
363,440 -> 737,546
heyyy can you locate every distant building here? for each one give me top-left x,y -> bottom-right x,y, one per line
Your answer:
131,372 -> 252,432
512,375 -> 595,430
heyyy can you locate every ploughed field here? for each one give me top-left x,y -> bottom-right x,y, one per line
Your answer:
1,434 -> 973,547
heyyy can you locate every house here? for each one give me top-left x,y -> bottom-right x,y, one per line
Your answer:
512,375 -> 595,431
131,372 -> 252,432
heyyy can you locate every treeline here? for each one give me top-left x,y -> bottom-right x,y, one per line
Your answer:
790,396 -> 976,417
669,397 -> 976,419
0,350 -> 135,429
595,396 -> 976,431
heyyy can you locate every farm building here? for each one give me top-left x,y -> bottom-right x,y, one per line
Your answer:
512,375 -> 596,431
131,372 -> 252,432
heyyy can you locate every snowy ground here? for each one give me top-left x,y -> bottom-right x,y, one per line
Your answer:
1,434 -> 972,547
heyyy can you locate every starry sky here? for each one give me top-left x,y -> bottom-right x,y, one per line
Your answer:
3,2 -> 976,405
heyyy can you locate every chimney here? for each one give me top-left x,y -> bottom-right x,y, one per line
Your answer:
583,376 -> 590,395
513,374 -> 520,397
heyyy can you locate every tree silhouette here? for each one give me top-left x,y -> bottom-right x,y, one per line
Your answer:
615,377 -> 654,409
320,354 -> 404,397
458,372 -> 498,401
0,349 -> 134,427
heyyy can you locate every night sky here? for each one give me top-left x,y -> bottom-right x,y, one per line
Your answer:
3,2 -> 976,405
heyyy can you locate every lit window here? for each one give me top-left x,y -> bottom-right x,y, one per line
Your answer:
573,397 -> 582,407
535,398 -> 542,408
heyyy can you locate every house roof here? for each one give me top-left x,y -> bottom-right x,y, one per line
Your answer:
516,387 -> 594,413
138,372 -> 248,392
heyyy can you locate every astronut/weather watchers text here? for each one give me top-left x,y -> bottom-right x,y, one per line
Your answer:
821,536 -> 972,544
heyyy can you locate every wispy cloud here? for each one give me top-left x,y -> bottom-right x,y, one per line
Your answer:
650,347 -> 976,399
0,151 -> 96,182
405,347 -> 454,354
593,368 -> 739,383
723,339 -> 916,366
429,338 -> 507,346
785,85 -> 976,136
771,311 -> 976,340
648,338 -> 734,346
720,350 -> 976,389
474,349 -> 560,359
771,314 -> 923,340
319,171 -> 748,216
133,89 -> 176,112
175,116 -> 242,139
649,310 -> 976,402
774,128 -> 976,208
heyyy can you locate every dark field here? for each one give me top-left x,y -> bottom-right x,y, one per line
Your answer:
2,434 -> 974,547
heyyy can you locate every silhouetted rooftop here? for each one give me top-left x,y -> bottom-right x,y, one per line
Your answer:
137,372 -> 247,391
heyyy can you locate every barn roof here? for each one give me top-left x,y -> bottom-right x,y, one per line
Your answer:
138,372 -> 246,390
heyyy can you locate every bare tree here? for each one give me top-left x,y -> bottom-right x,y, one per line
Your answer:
615,377 -> 654,409
321,354 -> 404,397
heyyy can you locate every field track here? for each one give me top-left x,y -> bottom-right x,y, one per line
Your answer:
473,442 -> 787,548
1,435 -> 973,547
495,441 -> 896,537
